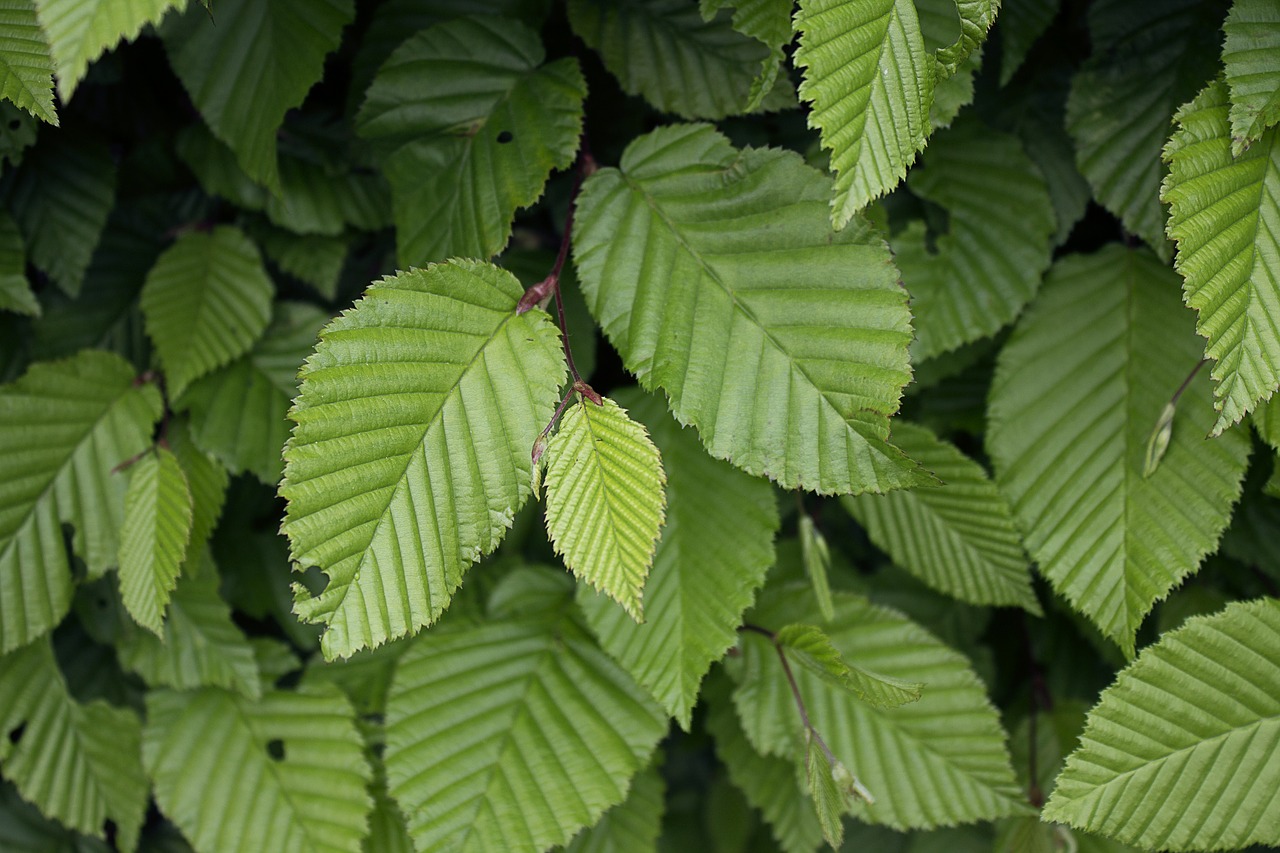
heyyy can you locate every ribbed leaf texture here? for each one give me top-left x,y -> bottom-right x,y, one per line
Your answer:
794,0 -> 934,227
544,395 -> 665,619
179,302 -> 328,485
0,210 -> 36,316
357,15 -> 584,267
0,351 -> 162,652
699,0 -> 793,111
160,0 -> 354,192
118,447 -> 193,635
568,0 -> 774,120
166,418 -> 228,555
0,0 -> 56,124
775,623 -> 923,709
577,388 -> 778,728
1224,0 -> 1280,154
893,119 -> 1055,360
1044,598 -> 1280,850
733,587 -> 1026,829
998,0 -> 1055,85
1163,79 -> 1280,434
572,124 -> 927,495
935,0 -> 997,76
799,513 -> 835,621
140,225 -> 274,399
144,685 -> 371,853
248,223 -> 346,300
842,421 -> 1039,612
1064,0 -> 1224,257
279,261 -> 565,659
988,247 -> 1251,656
0,638 -> 148,849
0,779 -> 112,853
34,0 -> 181,101
384,604 -> 668,852
563,759 -> 665,853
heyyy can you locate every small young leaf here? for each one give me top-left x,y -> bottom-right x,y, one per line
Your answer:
699,0 -> 793,111
805,735 -> 846,848
776,623 -> 923,709
1142,401 -> 1176,478
118,447 -> 194,635
798,514 -> 834,622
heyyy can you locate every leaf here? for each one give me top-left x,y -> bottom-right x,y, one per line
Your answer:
0,778 -> 112,853
166,418 -> 228,555
1043,598 -> 1280,850
806,736 -> 847,848
775,623 -> 923,709
798,513 -> 834,621
0,351 -> 162,653
384,613 -> 667,853
1223,0 -> 1280,154
577,387 -> 778,729
568,0 -> 776,120
562,758 -> 665,853
179,302 -> 328,485
987,247 -> 1251,656
279,260 -> 566,659
544,395 -> 666,619
1064,0 -> 1224,257
34,0 -> 182,101
572,124 -> 928,495
842,421 -> 1040,612
698,0 -> 793,111
794,0 -> 934,227
357,15 -> 583,267
160,0 -> 355,192
1163,79 -> 1280,434
998,0 -> 1056,86
0,638 -> 147,849
934,0 -> 998,77
140,225 -> 274,398
0,210 -> 37,317
892,119 -> 1055,361
118,447 -> 192,635
248,220 -> 347,300
143,684 -> 371,853
0,0 -> 57,124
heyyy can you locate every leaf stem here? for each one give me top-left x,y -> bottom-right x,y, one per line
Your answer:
738,622 -> 838,767
1171,359 -> 1207,406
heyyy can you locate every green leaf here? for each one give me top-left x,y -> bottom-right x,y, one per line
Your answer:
1064,0 -> 1224,257
118,447 -> 192,635
544,395 -> 666,619
733,587 -> 1026,829
698,0 -> 793,111
179,302 -> 328,485
934,0 -> 998,77
0,638 -> 147,849
572,124 -> 928,495
34,0 -> 182,101
357,15 -> 584,267
892,119 -> 1055,361
0,779 -> 112,853
166,418 -> 228,555
988,247 -> 1251,656
0,0 -> 57,124
279,261 -> 566,659
563,758 -> 665,853
384,613 -> 667,852
806,736 -> 847,848
160,0 -> 354,193
144,684 -> 371,853
794,0 -> 934,227
140,225 -> 274,398
577,387 -> 778,729
248,220 -> 347,300
0,351 -> 162,653
998,0 -> 1056,86
1224,0 -> 1280,154
1044,598 -> 1280,850
1163,79 -> 1280,434
798,513 -> 834,622
842,421 -> 1040,612
0,210 -> 37,317
775,623 -> 923,708
568,0 -> 776,120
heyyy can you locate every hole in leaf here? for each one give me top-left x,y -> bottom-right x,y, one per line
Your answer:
103,819 -> 117,845
266,738 -> 285,761
7,723 -> 26,745
497,131 -> 514,144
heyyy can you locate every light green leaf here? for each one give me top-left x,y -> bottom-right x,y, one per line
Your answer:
0,638 -> 147,850
384,613 -> 667,853
144,684 -> 371,853
563,759 -> 665,853
572,124 -> 928,495
569,0 -> 777,119
1163,79 -> 1280,434
140,225 -> 274,398
806,736 -> 846,848
893,119 -> 1055,361
118,447 -> 192,635
0,0 -> 57,124
357,15 -> 584,267
1044,598 -> 1280,850
842,421 -> 1040,612
0,351 -> 162,653
934,0 -> 997,76
1064,0 -> 1223,257
166,418 -> 228,555
179,302 -> 328,485
699,0 -> 793,111
988,248 -> 1251,656
544,395 -> 666,619
160,0 -> 354,192
0,210 -> 36,317
577,387 -> 778,729
794,0 -> 934,227
279,261 -> 566,659
34,0 -> 183,101
1224,0 -> 1280,154
798,513 -> 834,621
998,0 -> 1057,86
776,623 -> 923,708
734,587 -> 1026,828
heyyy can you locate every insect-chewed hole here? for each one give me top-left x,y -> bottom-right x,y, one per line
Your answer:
8,723 -> 26,745
103,820 -> 117,844
497,131 -> 514,144
266,738 -> 285,761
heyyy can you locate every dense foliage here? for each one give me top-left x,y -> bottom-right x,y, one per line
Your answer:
0,0 -> 1277,851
